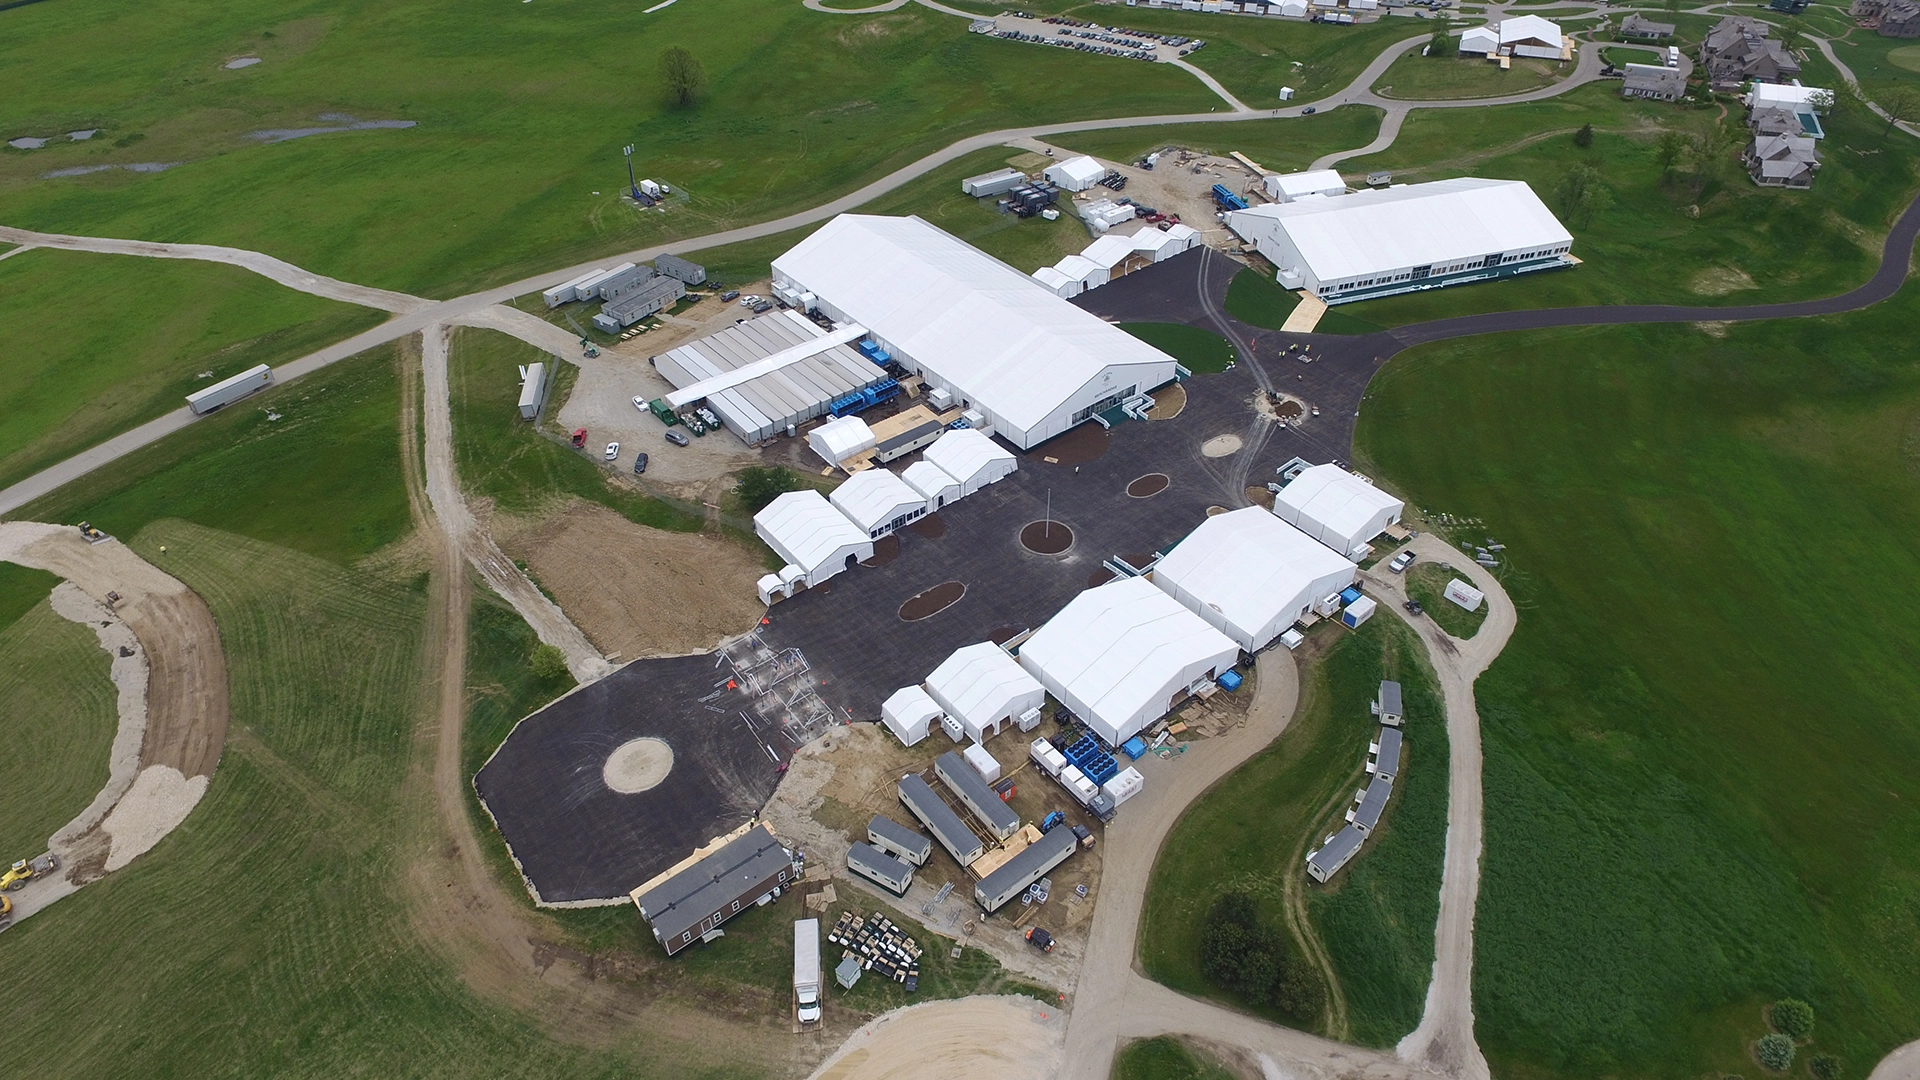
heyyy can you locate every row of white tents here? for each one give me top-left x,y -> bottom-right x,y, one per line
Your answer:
753,428 -> 1016,604
1031,223 -> 1202,299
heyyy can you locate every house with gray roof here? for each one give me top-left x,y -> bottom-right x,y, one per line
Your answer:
1306,825 -> 1365,883
1352,775 -> 1395,835
1881,0 -> 1920,36
632,825 -> 798,956
1622,63 -> 1686,102
1619,13 -> 1676,38
1700,16 -> 1801,89
1744,133 -> 1821,188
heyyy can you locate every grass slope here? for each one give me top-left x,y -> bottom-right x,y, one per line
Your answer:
0,248 -> 383,492
1056,107 -> 1384,178
0,562 -> 60,628
1358,290 -> 1920,1076
0,0 -> 1212,298
0,600 -> 118,859
1113,1036 -> 1242,1080
1403,561 -> 1487,639
1374,54 -> 1564,100
1140,618 -> 1446,1045
1120,322 -> 1237,373
1091,12 -> 1417,105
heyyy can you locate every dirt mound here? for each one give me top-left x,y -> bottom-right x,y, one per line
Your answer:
1126,473 -> 1169,498
505,501 -> 765,661
1202,434 -> 1242,458
862,534 -> 901,567
899,581 -> 966,622
1020,520 -> 1074,555
906,514 -> 946,539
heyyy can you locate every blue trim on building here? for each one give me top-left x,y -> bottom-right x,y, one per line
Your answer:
1320,256 -> 1575,306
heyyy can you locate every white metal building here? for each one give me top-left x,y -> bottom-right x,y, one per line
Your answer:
1271,464 -> 1405,560
807,415 -> 876,466
1151,507 -> 1358,652
1224,178 -> 1574,304
753,490 -> 873,591
882,685 -> 942,746
922,429 -> 1016,496
829,468 -> 927,539
924,642 -> 1046,744
902,460 -> 962,512
1043,155 -> 1107,192
654,312 -> 888,443
1264,169 -> 1347,203
1017,576 -> 1240,747
771,215 -> 1183,449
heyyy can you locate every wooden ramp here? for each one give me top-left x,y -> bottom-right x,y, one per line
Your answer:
1282,293 -> 1328,333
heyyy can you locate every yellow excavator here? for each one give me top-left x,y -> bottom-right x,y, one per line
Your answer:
0,894 -> 11,931
0,854 -> 58,892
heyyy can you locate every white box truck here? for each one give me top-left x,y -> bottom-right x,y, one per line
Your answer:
793,918 -> 821,1024
186,364 -> 274,416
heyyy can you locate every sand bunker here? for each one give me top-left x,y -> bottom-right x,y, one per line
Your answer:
1202,434 -> 1243,457
603,737 -> 674,794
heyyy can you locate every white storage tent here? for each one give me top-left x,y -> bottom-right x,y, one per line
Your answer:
1151,507 -> 1358,652
1458,25 -> 1500,54
1043,155 -> 1107,192
772,215 -> 1181,448
807,415 -> 876,466
829,468 -> 927,539
1264,169 -> 1347,203
1017,576 -> 1239,747
1031,266 -> 1078,298
902,460 -> 961,512
922,429 -> 1016,496
1271,464 -> 1405,560
1278,0 -> 1308,15
881,685 -> 942,747
1081,234 -> 1136,278
1132,224 -> 1200,263
1053,254 -> 1107,291
753,490 -> 873,588
1497,14 -> 1565,58
925,642 -> 1046,744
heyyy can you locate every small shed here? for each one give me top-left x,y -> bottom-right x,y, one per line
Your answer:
882,685 -> 941,746
1043,155 -> 1107,192
1306,824 -> 1365,883
836,955 -> 862,989
1443,578 -> 1485,612
1341,595 -> 1377,629
1371,726 -> 1403,783
1377,680 -> 1404,725
962,743 -> 1002,785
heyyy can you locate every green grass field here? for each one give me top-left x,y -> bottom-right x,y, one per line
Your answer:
1225,266 -> 1302,329
1084,10 -> 1417,106
0,247 -> 383,492
1055,107 -> 1383,178
0,599 -> 119,860
1119,322 -> 1237,373
0,0 -> 1214,299
0,562 -> 60,627
1357,287 -> 1920,1076
1373,54 -> 1565,100
1140,617 -> 1446,1046
1403,562 -> 1487,639
1112,1036 -> 1241,1080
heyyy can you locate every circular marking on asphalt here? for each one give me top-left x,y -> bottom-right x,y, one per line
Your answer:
603,737 -> 674,794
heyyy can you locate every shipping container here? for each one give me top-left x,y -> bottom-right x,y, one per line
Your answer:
186,364 -> 274,416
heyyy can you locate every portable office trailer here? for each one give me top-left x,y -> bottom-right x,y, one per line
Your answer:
1353,775 -> 1393,835
1377,680 -> 1404,725
867,815 -> 932,867
186,364 -> 274,415
898,774 -> 984,867
544,269 -> 605,308
1372,726 -> 1402,782
974,827 -> 1077,912
632,824 -> 797,956
655,253 -> 707,285
595,264 -> 650,302
962,167 -> 1026,197
517,362 -> 548,420
1306,824 -> 1365,883
846,842 -> 915,896
873,420 -> 947,465
574,263 -> 633,300
594,276 -> 684,332
935,752 -> 1020,841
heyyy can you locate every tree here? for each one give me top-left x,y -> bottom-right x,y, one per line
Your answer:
1428,26 -> 1455,58
1198,892 -> 1289,1005
1655,129 -> 1689,178
1880,86 -> 1920,140
530,643 -> 569,681
1770,999 -> 1815,1041
735,466 -> 803,514
1553,164 -> 1611,227
1810,1054 -> 1844,1080
1778,19 -> 1804,54
1756,1033 -> 1796,1072
659,45 -> 707,107
1574,123 -> 1595,148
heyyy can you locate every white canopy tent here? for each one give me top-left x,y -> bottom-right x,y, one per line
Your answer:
807,415 -> 876,466
1271,464 -> 1405,560
881,685 -> 942,747
1043,155 -> 1107,191
1459,25 -> 1500,54
925,642 -> 1046,744
1151,507 -> 1358,652
829,468 -> 927,539
1264,169 -> 1346,203
922,429 -> 1017,496
753,490 -> 872,588
902,460 -> 961,512
1131,224 -> 1201,262
1031,265 -> 1078,298
1052,254 -> 1107,291
1017,576 -> 1239,747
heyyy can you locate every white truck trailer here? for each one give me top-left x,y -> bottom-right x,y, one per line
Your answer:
793,918 -> 822,1024
186,364 -> 274,416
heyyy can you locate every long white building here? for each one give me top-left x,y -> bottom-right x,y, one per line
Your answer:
1272,464 -> 1405,560
753,489 -> 872,593
771,215 -> 1183,449
1151,508 -> 1357,652
1224,178 -> 1574,304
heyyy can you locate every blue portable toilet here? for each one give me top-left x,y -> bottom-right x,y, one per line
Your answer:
1339,585 -> 1364,606
1217,670 -> 1244,692
1121,736 -> 1148,760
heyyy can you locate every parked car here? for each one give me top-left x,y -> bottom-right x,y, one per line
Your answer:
1404,599 -> 1425,616
603,441 -> 620,461
665,429 -> 690,446
632,452 -> 648,474
571,428 -> 587,448
1389,551 -> 1417,574
720,290 -> 740,302
1301,106 -> 1317,115
632,395 -> 648,411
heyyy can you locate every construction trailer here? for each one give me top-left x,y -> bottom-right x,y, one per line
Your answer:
873,419 -> 947,465
1370,725 -> 1402,783
186,364 -> 274,416
593,275 -> 684,333
543,268 -> 606,308
594,264 -> 653,302
632,824 -> 799,956
867,814 -> 933,867
846,842 -> 915,896
935,752 -> 1020,841
1352,775 -> 1394,835
962,167 -> 1026,197
974,826 -> 1078,912
898,774 -> 984,867
517,362 -> 548,421
1376,680 -> 1404,725
1306,824 -> 1365,883
655,253 -> 707,286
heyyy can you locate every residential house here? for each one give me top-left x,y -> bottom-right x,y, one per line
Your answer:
1700,16 -> 1802,89
1852,0 -> 1890,17
1744,133 -> 1821,188
1621,63 -> 1686,101
1619,14 -> 1676,38
1881,0 -> 1920,36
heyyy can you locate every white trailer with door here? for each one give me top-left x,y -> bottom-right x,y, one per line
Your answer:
186,365 -> 274,416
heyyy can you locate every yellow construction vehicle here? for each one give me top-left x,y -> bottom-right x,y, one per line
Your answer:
0,853 -> 57,891
0,894 -> 12,931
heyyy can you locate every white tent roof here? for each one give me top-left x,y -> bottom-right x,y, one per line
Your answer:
754,489 -> 869,573
808,415 -> 875,464
1152,507 -> 1356,648
1082,234 -> 1136,270
1031,266 -> 1075,291
1053,254 -> 1103,284
829,468 -> 924,534
902,460 -> 960,502
1225,178 -> 1571,283
1498,14 -> 1562,45
1459,25 -> 1499,50
923,428 -> 1015,488
882,685 -> 941,744
772,215 -> 1178,434
1018,576 -> 1238,739
1270,169 -> 1345,199
1746,82 -> 1831,112
1047,155 -> 1107,187
1274,465 -> 1404,545
925,642 -> 1044,730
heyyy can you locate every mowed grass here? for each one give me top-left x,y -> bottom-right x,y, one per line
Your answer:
0,562 -> 60,627
1403,561 -> 1487,639
448,329 -> 700,532
1112,1036 -> 1242,1080
0,248 -> 384,492
1141,617 -> 1447,1046
1373,53 -> 1566,100
1070,9 -> 1418,105
1056,106 -> 1383,177
1225,266 -> 1302,329
1357,288 -> 1920,1076
0,600 -> 119,860
0,0 -> 1213,298
1119,322 -> 1237,373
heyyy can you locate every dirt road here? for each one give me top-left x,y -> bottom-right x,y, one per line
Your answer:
806,996 -> 1067,1080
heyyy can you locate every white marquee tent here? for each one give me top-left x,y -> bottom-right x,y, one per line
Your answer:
753,489 -> 872,589
1264,169 -> 1346,203
922,429 -> 1016,496
829,467 -> 927,539
1043,155 -> 1107,192
881,685 -> 942,747
1151,507 -> 1358,652
1017,576 -> 1239,746
1271,464 -> 1405,560
807,415 -> 875,466
901,460 -> 961,512
1031,265 -> 1078,298
924,642 -> 1046,744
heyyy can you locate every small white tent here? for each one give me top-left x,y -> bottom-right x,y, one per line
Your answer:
807,415 -> 876,466
922,429 -> 1016,496
881,685 -> 942,746
902,460 -> 962,512
753,490 -> 873,587
1043,155 -> 1107,192
1031,266 -> 1078,298
1271,464 -> 1404,560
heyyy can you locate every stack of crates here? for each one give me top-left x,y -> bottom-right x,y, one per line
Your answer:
1063,735 -> 1118,786
1001,181 -> 1060,218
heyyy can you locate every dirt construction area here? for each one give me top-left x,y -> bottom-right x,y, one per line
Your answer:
500,501 -> 767,661
807,996 -> 1066,1080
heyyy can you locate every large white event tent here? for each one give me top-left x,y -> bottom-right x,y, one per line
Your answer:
1271,464 -> 1405,560
1018,576 -> 1239,747
752,489 -> 872,590
1152,507 -> 1358,652
829,467 -> 927,539
771,215 -> 1181,449
922,428 -> 1017,496
924,642 -> 1046,744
